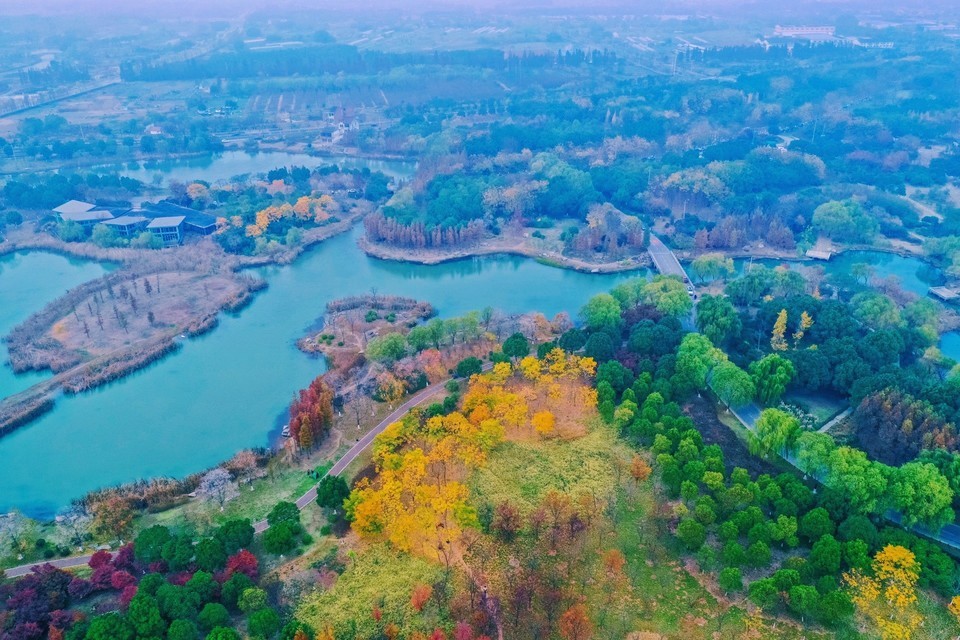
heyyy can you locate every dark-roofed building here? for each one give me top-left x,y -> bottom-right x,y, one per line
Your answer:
147,216 -> 185,246
142,202 -> 219,236
56,209 -> 116,227
103,215 -> 149,238
53,200 -> 134,228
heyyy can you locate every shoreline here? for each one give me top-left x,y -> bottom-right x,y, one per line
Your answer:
0,147 -> 416,179
0,210 -> 369,438
0,220 -> 949,441
357,235 -> 652,274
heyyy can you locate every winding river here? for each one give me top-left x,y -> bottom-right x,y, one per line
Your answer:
0,226 -> 642,518
1,151 -> 957,518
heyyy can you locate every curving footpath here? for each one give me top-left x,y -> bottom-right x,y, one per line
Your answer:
4,365 -> 490,578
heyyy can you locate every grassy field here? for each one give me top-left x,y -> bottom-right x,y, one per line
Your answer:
783,390 -> 848,428
469,416 -> 826,639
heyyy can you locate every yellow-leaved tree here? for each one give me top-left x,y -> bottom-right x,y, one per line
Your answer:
793,310 -> 814,347
844,544 -> 923,640
771,309 -> 789,351
532,410 -> 556,436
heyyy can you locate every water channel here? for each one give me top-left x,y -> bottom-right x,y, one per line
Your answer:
1,150 -> 956,517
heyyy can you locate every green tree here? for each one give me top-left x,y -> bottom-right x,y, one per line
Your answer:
787,585 -> 821,622
610,278 -> 646,309
748,578 -> 780,610
195,537 -> 227,572
205,628 -> 241,640
168,619 -> 200,640
186,571 -> 219,605
824,447 -> 889,515
127,594 -> 166,638
695,294 -> 741,347
643,275 -> 692,317
455,356 -> 483,378
199,603 -> 231,632
221,573 -> 254,610
262,522 -> 297,555
710,360 -> 755,408
673,333 -> 726,394
718,567 -> 743,593
749,408 -> 801,459
583,331 -> 615,362
156,583 -> 201,621
238,587 -> 268,614
502,332 -> 530,360
131,230 -> 163,249
676,519 -> 706,551
215,519 -> 254,554
85,613 -> 135,640
812,199 -> 877,242
162,535 -> 196,571
749,354 -> 796,406
851,291 -> 903,330
746,540 -> 772,568
315,475 -> 350,513
91,223 -> 122,248
580,294 -> 622,331
57,219 -> 87,242
691,253 -> 734,282
134,525 -> 172,564
810,534 -> 842,575
889,461 -> 955,529
798,507 -> 835,544
247,608 -> 281,639
267,501 -> 300,527
365,333 -> 407,364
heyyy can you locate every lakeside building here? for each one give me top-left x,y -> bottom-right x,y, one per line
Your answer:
147,216 -> 185,247
53,200 -> 117,227
102,215 -> 149,238
142,202 -> 218,236
53,199 -> 219,242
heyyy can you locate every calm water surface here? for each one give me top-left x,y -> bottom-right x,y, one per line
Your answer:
0,227 -> 640,517
0,252 -> 113,397
114,150 -> 416,186
2,149 -> 956,515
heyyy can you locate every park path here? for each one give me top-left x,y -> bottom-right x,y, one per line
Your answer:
727,400 -> 960,551
817,407 -> 852,433
5,364 -> 491,577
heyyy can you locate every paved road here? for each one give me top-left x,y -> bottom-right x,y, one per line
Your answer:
4,366 -> 490,576
4,553 -> 103,579
727,398 -> 960,551
253,366 -> 490,533
818,407 -> 852,433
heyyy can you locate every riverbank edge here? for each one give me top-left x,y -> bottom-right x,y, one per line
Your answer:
357,235 -> 652,274
0,147 -> 417,178
0,211 -> 376,437
358,232 -> 937,275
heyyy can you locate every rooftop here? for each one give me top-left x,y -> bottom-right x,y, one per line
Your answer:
146,216 -> 186,229
59,210 -> 115,223
104,215 -> 148,226
53,200 -> 96,215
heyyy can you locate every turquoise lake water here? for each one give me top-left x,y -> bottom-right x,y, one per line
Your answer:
0,226 -> 641,517
1,150 -> 956,516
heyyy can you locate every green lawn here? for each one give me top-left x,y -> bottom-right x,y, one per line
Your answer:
783,390 -> 848,428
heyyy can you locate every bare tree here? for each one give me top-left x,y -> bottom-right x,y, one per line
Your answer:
58,504 -> 92,548
198,468 -> 238,510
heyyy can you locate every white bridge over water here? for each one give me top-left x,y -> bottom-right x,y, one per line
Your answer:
647,234 -> 694,290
